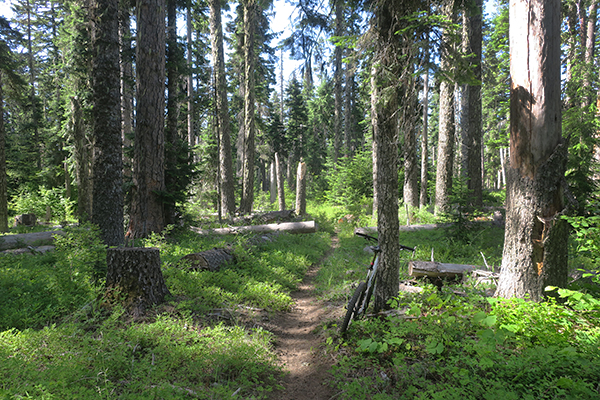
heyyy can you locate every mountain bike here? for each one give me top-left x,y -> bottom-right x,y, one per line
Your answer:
339,231 -> 415,334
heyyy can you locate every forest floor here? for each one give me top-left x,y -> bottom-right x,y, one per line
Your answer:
264,235 -> 342,400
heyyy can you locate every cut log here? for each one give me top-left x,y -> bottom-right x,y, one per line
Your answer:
106,247 -> 170,315
408,261 -> 478,279
179,248 -> 235,272
192,220 -> 318,236
0,230 -> 65,250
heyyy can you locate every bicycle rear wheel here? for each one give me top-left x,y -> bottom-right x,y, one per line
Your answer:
340,281 -> 367,334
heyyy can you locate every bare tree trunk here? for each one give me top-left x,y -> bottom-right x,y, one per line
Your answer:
210,0 -> 235,217
90,0 -> 124,246
460,0 -> 483,206
187,2 -> 194,149
404,125 -> 419,208
420,67 -> 429,209
344,61 -> 356,157
435,3 -> 456,215
127,0 -> 166,239
295,161 -> 307,216
496,0 -> 567,301
240,0 -> 256,215
371,59 -> 400,311
0,74 -> 7,232
269,162 -> 276,204
71,97 -> 92,222
333,0 -> 343,163
119,0 -> 134,179
371,70 -> 378,217
275,152 -> 285,211
435,79 -> 455,215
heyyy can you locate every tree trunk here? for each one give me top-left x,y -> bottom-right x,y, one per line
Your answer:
333,0 -> 343,163
90,0 -> 125,246
127,0 -> 166,239
119,0 -> 134,179
371,69 -> 379,218
164,0 -> 180,226
0,73 -> 7,232
460,0 -> 483,207
275,152 -> 285,211
240,0 -> 256,215
371,0 -> 401,310
496,0 -> 567,301
186,3 -> 194,149
420,65 -> 429,209
404,125 -> 419,208
435,7 -> 456,216
269,162 -> 276,204
210,0 -> 236,218
71,97 -> 92,223
295,161 -> 307,216
106,247 -> 170,315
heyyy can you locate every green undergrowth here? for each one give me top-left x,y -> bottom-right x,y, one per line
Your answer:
318,211 -> 600,399
0,221 -> 331,399
329,286 -> 600,399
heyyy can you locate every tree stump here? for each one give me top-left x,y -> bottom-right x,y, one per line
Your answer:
106,247 -> 170,314
14,213 -> 37,227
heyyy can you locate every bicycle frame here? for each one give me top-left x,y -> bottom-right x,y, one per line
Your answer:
358,245 -> 380,315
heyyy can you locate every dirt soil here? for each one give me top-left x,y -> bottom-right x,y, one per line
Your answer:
264,237 -> 343,400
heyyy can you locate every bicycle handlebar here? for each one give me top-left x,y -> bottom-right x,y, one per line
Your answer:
355,231 -> 415,253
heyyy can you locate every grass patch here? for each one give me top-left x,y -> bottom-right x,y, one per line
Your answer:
1,222 -> 331,399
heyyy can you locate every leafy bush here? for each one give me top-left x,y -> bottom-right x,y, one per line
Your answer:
10,186 -> 75,223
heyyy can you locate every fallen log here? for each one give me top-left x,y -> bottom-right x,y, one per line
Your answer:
0,230 -> 65,250
179,248 -> 235,272
355,224 -> 452,236
232,210 -> 295,225
192,220 -> 318,236
408,260 -> 478,279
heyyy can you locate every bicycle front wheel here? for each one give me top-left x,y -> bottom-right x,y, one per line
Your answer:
340,281 -> 367,334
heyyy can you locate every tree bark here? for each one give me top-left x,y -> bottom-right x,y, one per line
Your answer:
106,247 -> 170,314
240,0 -> 256,215
275,152 -> 285,211
333,0 -> 343,163
119,0 -> 134,179
371,0 -> 401,311
460,0 -> 483,207
127,0 -> 166,239
210,0 -> 236,218
71,97 -> 92,223
164,0 -> 180,226
435,6 -> 456,216
186,3 -> 194,149
295,161 -> 307,216
420,66 -> 429,209
404,125 -> 419,208
90,0 -> 125,246
0,73 -> 7,232
496,0 -> 567,301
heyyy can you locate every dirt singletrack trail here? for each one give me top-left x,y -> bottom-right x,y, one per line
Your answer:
265,236 -> 342,400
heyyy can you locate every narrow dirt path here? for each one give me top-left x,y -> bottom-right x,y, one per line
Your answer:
265,236 -> 341,400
